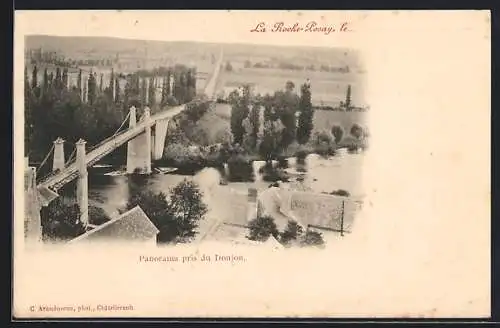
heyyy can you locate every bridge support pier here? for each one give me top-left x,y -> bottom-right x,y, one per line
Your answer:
76,139 -> 89,227
126,106 -> 152,174
52,138 -> 65,172
153,118 -> 169,160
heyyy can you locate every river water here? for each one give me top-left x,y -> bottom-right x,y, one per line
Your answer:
86,149 -> 365,239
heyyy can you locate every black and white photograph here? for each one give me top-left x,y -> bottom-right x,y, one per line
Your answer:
13,10 -> 490,319
23,21 -> 368,249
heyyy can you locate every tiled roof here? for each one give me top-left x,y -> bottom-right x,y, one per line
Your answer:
69,206 -> 159,243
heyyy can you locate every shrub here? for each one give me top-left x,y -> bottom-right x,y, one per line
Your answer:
247,215 -> 279,241
331,125 -> 344,144
329,189 -> 351,197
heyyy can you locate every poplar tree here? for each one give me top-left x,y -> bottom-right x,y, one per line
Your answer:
115,77 -> 120,103
109,68 -> 115,100
345,84 -> 352,111
77,69 -> 82,94
161,76 -> 167,105
62,68 -> 68,89
31,65 -> 38,90
55,67 -> 62,90
297,82 -> 314,144
148,76 -> 155,106
99,73 -> 104,93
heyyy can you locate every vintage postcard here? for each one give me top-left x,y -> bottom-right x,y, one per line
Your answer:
13,10 -> 490,319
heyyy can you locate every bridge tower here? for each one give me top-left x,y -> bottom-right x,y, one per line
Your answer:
126,106 -> 152,174
76,138 -> 89,227
52,137 -> 65,172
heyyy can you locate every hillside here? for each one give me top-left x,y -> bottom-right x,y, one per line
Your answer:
25,35 -> 363,70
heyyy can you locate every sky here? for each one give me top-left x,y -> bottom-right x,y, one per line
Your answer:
15,10 -> 364,48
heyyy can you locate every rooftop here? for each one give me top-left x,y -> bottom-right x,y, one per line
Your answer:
69,206 -> 159,244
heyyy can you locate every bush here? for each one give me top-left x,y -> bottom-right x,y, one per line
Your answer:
331,125 -> 344,144
227,153 -> 254,182
89,206 -> 111,226
247,215 -> 279,242
350,123 -> 364,140
300,230 -> 325,247
312,130 -> 337,157
259,162 -> 290,182
166,95 -> 179,106
329,189 -> 351,197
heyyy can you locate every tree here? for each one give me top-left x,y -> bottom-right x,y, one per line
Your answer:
126,190 -> 171,230
345,84 -> 352,110
31,65 -> 38,90
40,198 -> 86,242
62,68 -> 68,90
99,73 -> 104,93
87,71 -> 97,105
247,215 -> 279,242
247,102 -> 261,150
259,119 -> 280,163
82,80 -> 88,103
108,68 -> 115,99
230,85 -> 251,145
280,220 -> 304,246
225,61 -> 233,71
54,67 -> 62,90
297,82 -> 314,144
166,179 -> 208,242
126,179 -> 207,244
114,77 -> 120,103
331,125 -> 344,144
77,69 -> 82,95
148,76 -> 156,107
42,68 -> 49,92
274,86 -> 299,149
88,206 -> 112,226
350,123 -> 364,140
161,75 -> 167,105
140,77 -> 147,106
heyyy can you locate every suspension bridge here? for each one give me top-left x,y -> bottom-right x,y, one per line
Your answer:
31,49 -> 224,226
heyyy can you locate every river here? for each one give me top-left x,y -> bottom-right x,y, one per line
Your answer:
85,149 -> 365,240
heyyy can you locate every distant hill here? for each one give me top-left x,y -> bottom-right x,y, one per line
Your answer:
25,35 -> 363,69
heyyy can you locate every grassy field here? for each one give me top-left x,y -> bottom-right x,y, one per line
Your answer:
216,67 -> 366,107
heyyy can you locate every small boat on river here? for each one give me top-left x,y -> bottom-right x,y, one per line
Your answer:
104,170 -> 127,177
154,167 -> 178,174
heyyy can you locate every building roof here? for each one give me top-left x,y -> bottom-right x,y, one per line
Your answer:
69,206 -> 159,244
258,188 -> 363,233
37,186 -> 59,207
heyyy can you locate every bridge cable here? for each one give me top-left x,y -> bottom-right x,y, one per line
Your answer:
65,147 -> 77,166
36,144 -> 55,172
111,110 -> 131,138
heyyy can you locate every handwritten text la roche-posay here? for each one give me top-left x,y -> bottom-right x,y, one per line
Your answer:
250,21 -> 350,35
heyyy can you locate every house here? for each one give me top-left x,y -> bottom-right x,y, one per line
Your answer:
68,206 -> 159,245
257,187 -> 363,235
